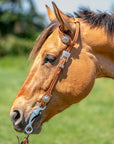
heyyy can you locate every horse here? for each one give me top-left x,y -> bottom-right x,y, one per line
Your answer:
10,2 -> 114,138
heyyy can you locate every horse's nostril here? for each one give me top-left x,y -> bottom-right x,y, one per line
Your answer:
10,109 -> 22,125
13,110 -> 20,121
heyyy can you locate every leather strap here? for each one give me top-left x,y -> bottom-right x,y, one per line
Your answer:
21,20 -> 80,144
40,21 -> 80,107
21,135 -> 29,144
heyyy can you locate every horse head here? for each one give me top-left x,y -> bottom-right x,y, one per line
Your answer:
10,2 -> 113,134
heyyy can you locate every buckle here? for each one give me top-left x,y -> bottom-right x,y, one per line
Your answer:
59,64 -> 64,69
60,50 -> 71,62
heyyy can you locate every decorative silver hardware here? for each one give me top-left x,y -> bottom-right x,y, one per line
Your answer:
25,103 -> 46,134
25,124 -> 33,134
60,50 -> 71,62
62,35 -> 70,44
59,64 -> 64,69
42,95 -> 50,103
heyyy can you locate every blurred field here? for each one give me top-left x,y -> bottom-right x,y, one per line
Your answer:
0,56 -> 114,144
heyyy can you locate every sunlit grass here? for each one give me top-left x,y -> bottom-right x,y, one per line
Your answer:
0,56 -> 114,144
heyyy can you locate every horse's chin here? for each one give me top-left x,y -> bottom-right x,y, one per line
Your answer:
25,113 -> 43,134
14,120 -> 42,134
30,125 -> 42,134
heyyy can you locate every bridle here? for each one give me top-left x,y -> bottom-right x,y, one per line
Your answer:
21,20 -> 80,144
21,19 -> 80,144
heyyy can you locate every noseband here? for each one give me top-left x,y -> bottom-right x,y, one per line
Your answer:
24,20 -> 80,137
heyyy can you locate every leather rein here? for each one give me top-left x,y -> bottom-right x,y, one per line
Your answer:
21,20 -> 80,144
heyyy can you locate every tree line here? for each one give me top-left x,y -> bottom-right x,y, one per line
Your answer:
0,0 -> 45,57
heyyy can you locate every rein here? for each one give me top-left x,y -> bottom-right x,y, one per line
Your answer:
20,20 -> 80,144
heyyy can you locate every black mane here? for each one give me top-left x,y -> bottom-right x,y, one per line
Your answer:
74,8 -> 114,35
30,8 -> 114,59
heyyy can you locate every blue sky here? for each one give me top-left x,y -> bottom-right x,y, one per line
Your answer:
35,0 -> 113,13
33,0 -> 113,23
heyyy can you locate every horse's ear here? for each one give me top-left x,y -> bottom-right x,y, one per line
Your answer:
46,5 -> 56,21
52,2 -> 75,34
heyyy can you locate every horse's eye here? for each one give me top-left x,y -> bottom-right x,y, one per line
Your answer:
44,54 -> 56,64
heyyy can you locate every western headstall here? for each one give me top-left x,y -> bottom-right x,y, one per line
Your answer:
21,20 -> 80,144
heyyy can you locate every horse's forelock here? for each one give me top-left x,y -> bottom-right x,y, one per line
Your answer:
30,20 -> 58,59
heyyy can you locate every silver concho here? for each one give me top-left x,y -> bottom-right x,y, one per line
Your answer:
42,95 -> 50,103
62,35 -> 70,44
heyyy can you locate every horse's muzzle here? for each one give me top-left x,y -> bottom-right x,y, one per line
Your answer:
10,108 -> 43,134
10,109 -> 25,132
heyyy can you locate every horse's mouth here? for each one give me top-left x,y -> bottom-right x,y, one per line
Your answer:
27,113 -> 43,134
13,112 -> 43,134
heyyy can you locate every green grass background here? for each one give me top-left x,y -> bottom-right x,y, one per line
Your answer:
0,56 -> 114,144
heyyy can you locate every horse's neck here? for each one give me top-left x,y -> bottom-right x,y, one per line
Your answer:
95,50 -> 114,79
94,35 -> 114,79
81,23 -> 114,79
